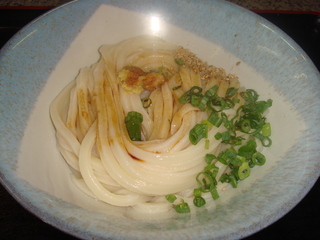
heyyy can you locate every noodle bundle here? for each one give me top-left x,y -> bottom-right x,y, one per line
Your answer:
50,35 -> 262,214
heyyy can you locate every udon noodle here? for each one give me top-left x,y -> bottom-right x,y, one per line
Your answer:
50,35 -> 269,214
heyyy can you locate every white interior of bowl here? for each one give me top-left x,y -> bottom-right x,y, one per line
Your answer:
1,1 -> 319,240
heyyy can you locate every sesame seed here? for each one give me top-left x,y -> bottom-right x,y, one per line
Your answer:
174,47 -> 233,82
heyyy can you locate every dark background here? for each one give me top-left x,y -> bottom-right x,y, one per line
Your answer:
0,7 -> 319,240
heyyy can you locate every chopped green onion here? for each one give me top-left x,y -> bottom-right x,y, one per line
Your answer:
193,188 -> 202,197
221,112 -> 234,132
179,92 -> 191,104
247,139 -> 257,149
229,155 -> 245,167
224,98 -> 235,108
253,132 -> 272,147
219,174 -> 230,183
179,86 -> 202,104
217,148 -> 245,167
193,196 -> 206,207
191,94 -> 201,106
216,130 -> 235,144
175,58 -> 185,66
163,71 -> 169,78
125,111 -> 143,141
214,132 -> 222,140
193,188 -> 209,206
204,163 -> 216,172
208,112 -> 222,127
172,85 -> 182,91
252,152 -> 266,166
262,122 -> 271,137
190,86 -> 202,95
204,154 -> 216,164
201,120 -> 214,127
210,187 -> 219,200
198,96 -> 209,111
204,164 -> 219,178
207,95 -> 228,112
238,145 -> 255,160
196,171 -> 217,192
255,99 -> 273,113
221,173 -> 238,188
205,85 -> 219,97
233,136 -> 245,146
232,97 -> 240,103
205,139 -> 210,149
165,194 -> 177,203
197,86 -> 219,111
229,174 -> 238,188
238,162 -> 251,180
240,89 -> 259,103
231,168 -> 240,179
226,87 -> 238,98
220,131 -> 231,142
240,119 -> 251,133
173,200 -> 190,213
189,124 -> 208,145
175,83 -> 272,213
141,97 -> 152,108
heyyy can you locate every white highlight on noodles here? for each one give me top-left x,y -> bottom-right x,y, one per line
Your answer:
50,35 -> 241,213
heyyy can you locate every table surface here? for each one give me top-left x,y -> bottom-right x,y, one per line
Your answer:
0,2 -> 319,240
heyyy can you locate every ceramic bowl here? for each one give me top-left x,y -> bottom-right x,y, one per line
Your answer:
1,0 -> 319,239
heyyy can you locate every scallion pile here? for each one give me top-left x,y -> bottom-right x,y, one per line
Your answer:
125,84 -> 272,213
166,84 -> 272,213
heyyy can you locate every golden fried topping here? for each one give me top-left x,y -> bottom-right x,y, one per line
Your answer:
118,66 -> 169,93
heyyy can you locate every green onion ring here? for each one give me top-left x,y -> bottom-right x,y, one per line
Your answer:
252,152 -> 266,166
